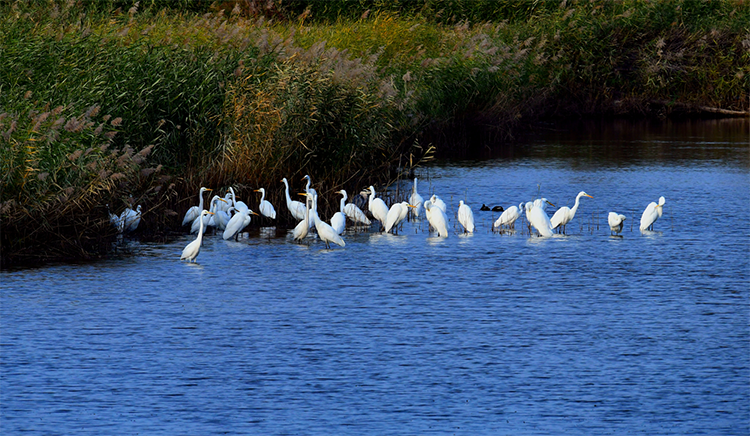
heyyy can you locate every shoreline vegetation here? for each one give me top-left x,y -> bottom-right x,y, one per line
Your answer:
1,0 -> 748,267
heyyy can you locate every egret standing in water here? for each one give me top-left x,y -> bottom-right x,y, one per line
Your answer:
550,191 -> 593,234
409,178 -> 424,218
425,202 -> 449,237
121,204 -> 141,233
640,196 -> 666,231
255,188 -> 276,220
281,177 -> 306,221
384,201 -> 415,234
191,196 -> 224,234
309,191 -> 345,248
430,194 -> 447,213
608,212 -> 626,235
368,186 -> 389,230
337,190 -> 371,226
182,187 -> 212,226
293,193 -> 312,243
181,210 -> 214,262
526,201 -> 554,237
330,200 -> 347,235
223,207 -> 258,241
494,203 -> 524,230
457,200 -> 475,233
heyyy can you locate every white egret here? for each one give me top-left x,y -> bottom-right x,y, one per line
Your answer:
255,188 -> 277,219
213,206 -> 233,231
182,187 -> 212,226
533,198 -> 554,211
527,201 -> 554,237
227,187 -> 248,214
337,190 -> 371,225
384,201 -> 415,234
494,203 -> 524,229
550,191 -> 593,234
368,185 -> 389,230
107,204 -> 124,233
191,196 -> 224,234
330,208 -> 346,235
217,190 -> 233,213
430,194 -> 447,213
121,204 -> 142,233
457,200 -> 475,233
640,196 -> 666,231
292,193 -> 312,243
181,210 -> 214,262
309,192 -> 345,248
423,198 -> 434,223
608,212 -> 626,235
303,175 -> 317,197
424,202 -> 449,237
409,178 -> 424,218
223,207 -> 258,241
282,177 -> 306,221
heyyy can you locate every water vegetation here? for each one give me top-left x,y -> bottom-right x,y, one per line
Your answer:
1,0 -> 748,266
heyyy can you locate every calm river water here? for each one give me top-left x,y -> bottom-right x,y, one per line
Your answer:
2,119 -> 749,435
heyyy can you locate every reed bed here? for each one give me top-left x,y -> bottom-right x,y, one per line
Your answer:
1,0 -> 747,266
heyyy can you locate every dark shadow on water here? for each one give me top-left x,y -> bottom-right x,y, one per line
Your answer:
432,118 -> 749,168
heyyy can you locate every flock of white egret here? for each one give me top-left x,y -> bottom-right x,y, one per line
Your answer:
169,175 -> 667,262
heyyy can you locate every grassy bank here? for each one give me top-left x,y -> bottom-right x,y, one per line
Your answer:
1,0 -> 748,266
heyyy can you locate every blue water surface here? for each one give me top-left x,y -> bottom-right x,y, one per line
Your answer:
2,119 -> 748,435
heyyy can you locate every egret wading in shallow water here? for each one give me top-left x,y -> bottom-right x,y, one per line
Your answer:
337,190 -> 371,226
182,187 -> 212,226
608,212 -> 626,235
550,191 -> 593,234
425,202 -> 449,237
282,177 -> 306,221
527,201 -> 554,237
223,207 -> 259,241
457,200 -> 475,233
107,204 -> 125,233
384,201 -> 416,234
640,196 -> 666,231
293,193 -> 312,243
255,188 -> 276,220
368,186 -> 389,231
494,203 -> 524,230
308,191 -> 345,248
430,194 -> 447,213
121,204 -> 142,233
330,203 -> 347,235
409,178 -> 424,218
191,196 -> 224,234
181,210 -> 214,262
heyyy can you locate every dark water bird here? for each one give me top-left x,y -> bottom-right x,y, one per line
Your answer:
480,204 -> 504,212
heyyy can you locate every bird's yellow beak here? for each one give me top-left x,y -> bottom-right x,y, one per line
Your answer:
407,204 -> 417,208
254,189 -> 261,192
207,211 -> 215,215
546,200 -> 555,207
298,192 -> 307,196
251,211 -> 260,216
585,194 -> 593,198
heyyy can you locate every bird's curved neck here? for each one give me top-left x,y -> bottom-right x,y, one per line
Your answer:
197,215 -> 205,238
